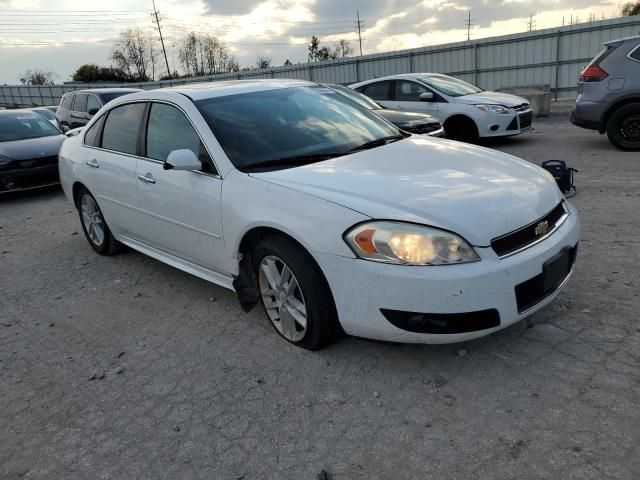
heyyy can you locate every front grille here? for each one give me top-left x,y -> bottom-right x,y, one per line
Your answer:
491,202 -> 567,257
18,155 -> 58,169
519,112 -> 533,129
405,123 -> 441,135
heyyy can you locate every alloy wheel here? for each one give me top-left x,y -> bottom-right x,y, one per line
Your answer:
258,255 -> 308,342
80,194 -> 105,246
620,114 -> 640,143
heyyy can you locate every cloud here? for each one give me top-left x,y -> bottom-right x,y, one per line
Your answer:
201,0 -> 264,15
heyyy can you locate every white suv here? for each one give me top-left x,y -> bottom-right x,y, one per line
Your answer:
350,73 -> 533,142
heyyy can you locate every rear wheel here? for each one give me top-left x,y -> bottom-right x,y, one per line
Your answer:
253,235 -> 341,350
444,116 -> 479,143
606,103 -> 640,151
76,187 -> 121,255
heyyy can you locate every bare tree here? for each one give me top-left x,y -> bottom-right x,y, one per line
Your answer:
622,1 -> 640,15
308,36 -> 339,62
256,56 -> 272,69
179,32 -> 237,76
111,28 -> 151,81
334,39 -> 354,58
19,69 -> 56,85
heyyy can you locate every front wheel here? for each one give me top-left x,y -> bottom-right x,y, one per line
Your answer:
77,187 -> 122,255
254,235 -> 342,350
606,103 -> 640,151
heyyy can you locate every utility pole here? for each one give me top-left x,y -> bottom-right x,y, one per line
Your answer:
527,14 -> 536,32
152,0 -> 171,77
465,10 -> 473,41
355,11 -> 364,56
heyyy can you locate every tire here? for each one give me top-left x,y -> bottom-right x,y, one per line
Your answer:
253,235 -> 342,350
76,187 -> 122,255
444,116 -> 479,143
606,103 -> 640,151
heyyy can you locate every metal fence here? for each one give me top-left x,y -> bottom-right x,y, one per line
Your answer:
2,15 -> 639,108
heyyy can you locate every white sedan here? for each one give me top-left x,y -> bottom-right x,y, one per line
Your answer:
58,80 -> 579,350
350,73 -> 534,143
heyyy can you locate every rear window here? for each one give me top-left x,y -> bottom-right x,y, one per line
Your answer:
362,81 -> 392,101
100,91 -> 139,104
61,94 -> 74,110
586,46 -> 615,68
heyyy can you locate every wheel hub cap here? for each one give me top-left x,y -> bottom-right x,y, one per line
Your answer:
258,255 -> 308,343
80,195 -> 105,246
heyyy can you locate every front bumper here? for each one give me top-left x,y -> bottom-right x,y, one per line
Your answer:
478,109 -> 534,138
313,203 -> 580,343
0,163 -> 59,193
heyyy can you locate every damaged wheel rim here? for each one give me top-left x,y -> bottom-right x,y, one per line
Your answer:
258,255 -> 307,342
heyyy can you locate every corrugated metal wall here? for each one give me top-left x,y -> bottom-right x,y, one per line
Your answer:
2,16 -> 639,108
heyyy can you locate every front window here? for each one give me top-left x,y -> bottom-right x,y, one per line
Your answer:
419,75 -> 482,97
0,113 -> 60,142
195,86 -> 400,171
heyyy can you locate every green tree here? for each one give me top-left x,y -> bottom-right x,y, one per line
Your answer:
622,2 -> 640,15
72,64 -> 128,82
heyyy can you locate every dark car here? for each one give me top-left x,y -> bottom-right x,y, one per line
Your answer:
0,111 -> 65,193
55,88 -> 142,132
323,83 -> 444,136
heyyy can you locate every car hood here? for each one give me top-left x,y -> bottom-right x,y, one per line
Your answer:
376,109 -> 440,126
250,137 -> 563,246
454,91 -> 529,107
0,135 -> 65,160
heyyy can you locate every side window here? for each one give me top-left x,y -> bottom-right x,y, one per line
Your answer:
74,94 -> 88,113
146,103 -> 216,174
101,103 -> 146,155
394,80 -> 428,101
87,95 -> 101,115
630,45 -> 640,62
61,94 -> 74,110
84,115 -> 106,147
362,81 -> 392,101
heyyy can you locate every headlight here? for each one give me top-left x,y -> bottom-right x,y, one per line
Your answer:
0,154 -> 11,167
475,104 -> 511,114
344,221 -> 480,266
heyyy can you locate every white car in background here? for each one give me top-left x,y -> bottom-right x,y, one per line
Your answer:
350,73 -> 534,143
58,80 -> 579,350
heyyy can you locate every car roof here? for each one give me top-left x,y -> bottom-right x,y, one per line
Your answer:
66,88 -> 143,95
163,79 -> 315,101
604,35 -> 640,47
350,73 -> 449,86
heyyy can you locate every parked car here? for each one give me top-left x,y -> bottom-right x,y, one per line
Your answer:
44,106 -> 58,114
59,80 -> 579,350
350,74 -> 533,143
571,35 -> 640,151
0,110 -> 65,193
55,88 -> 142,132
323,83 -> 444,136
29,107 -> 58,127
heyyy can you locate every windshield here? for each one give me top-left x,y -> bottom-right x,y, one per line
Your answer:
327,84 -> 381,110
33,109 -> 55,120
0,113 -> 61,142
196,86 -> 400,170
419,75 -> 483,97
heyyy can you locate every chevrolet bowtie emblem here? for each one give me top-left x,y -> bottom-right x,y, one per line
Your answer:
534,220 -> 549,236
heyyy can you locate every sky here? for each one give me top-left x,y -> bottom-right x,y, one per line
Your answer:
0,0 -> 629,84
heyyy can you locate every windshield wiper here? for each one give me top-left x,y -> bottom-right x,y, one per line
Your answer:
347,134 -> 406,153
243,152 -> 346,172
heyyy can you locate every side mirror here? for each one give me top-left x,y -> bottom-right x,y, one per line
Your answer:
61,124 -> 70,133
88,108 -> 99,115
164,149 -> 202,171
419,92 -> 434,102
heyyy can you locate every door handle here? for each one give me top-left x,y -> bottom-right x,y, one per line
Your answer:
86,159 -> 99,168
137,173 -> 156,184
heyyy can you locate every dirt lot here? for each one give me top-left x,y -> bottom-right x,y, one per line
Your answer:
1,116 -> 639,480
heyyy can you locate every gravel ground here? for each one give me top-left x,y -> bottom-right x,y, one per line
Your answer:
1,116 -> 639,480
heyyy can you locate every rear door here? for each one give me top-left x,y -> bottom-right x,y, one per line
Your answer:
84,102 -> 147,237
134,101 -> 224,270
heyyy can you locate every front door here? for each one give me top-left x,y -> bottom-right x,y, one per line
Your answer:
134,102 -> 224,270
388,80 -> 439,118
